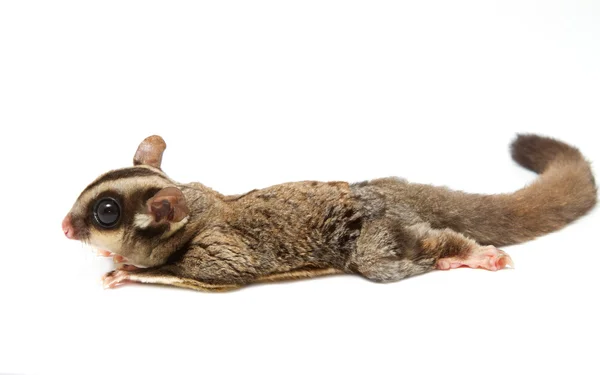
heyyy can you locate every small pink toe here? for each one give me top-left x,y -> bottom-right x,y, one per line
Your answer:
97,249 -> 112,257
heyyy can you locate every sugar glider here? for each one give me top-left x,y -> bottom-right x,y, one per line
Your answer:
62,134 -> 597,291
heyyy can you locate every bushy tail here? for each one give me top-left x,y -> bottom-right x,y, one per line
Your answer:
510,134 -> 590,175
474,134 -> 596,245
405,134 -> 597,246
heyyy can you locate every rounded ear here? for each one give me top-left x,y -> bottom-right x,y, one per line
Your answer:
147,187 -> 189,223
134,135 -> 167,169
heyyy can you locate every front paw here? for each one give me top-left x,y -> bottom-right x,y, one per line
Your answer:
102,270 -> 131,289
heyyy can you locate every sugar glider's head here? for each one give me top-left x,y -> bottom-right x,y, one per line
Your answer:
62,135 -> 190,267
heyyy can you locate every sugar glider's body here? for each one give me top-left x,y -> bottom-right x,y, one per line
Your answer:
62,134 -> 597,291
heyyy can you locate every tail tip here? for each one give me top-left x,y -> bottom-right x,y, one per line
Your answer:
510,133 -> 581,173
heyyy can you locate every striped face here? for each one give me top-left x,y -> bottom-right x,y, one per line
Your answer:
61,135 -> 191,267
63,166 -> 182,264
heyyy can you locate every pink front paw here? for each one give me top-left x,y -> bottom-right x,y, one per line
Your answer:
102,270 -> 131,289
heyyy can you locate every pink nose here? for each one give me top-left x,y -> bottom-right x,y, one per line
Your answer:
62,214 -> 78,240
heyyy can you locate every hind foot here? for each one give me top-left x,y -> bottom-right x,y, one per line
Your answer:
436,245 -> 514,271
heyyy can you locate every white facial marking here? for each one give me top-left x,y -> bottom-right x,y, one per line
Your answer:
134,213 -> 154,229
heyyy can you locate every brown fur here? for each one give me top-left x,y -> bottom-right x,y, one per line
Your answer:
65,134 -> 597,290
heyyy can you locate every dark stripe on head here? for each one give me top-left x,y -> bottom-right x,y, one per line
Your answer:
135,224 -> 169,239
81,167 -> 168,196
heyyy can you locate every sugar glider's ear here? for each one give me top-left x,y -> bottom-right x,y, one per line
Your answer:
147,187 -> 190,223
134,135 -> 167,169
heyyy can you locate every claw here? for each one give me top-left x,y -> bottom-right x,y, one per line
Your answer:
500,254 -> 515,269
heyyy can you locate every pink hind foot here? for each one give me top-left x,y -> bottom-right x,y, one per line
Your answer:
436,245 -> 514,271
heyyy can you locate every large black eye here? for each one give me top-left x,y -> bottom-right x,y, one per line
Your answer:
93,198 -> 121,228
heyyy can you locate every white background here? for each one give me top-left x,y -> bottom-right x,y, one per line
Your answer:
1,1 -> 599,374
